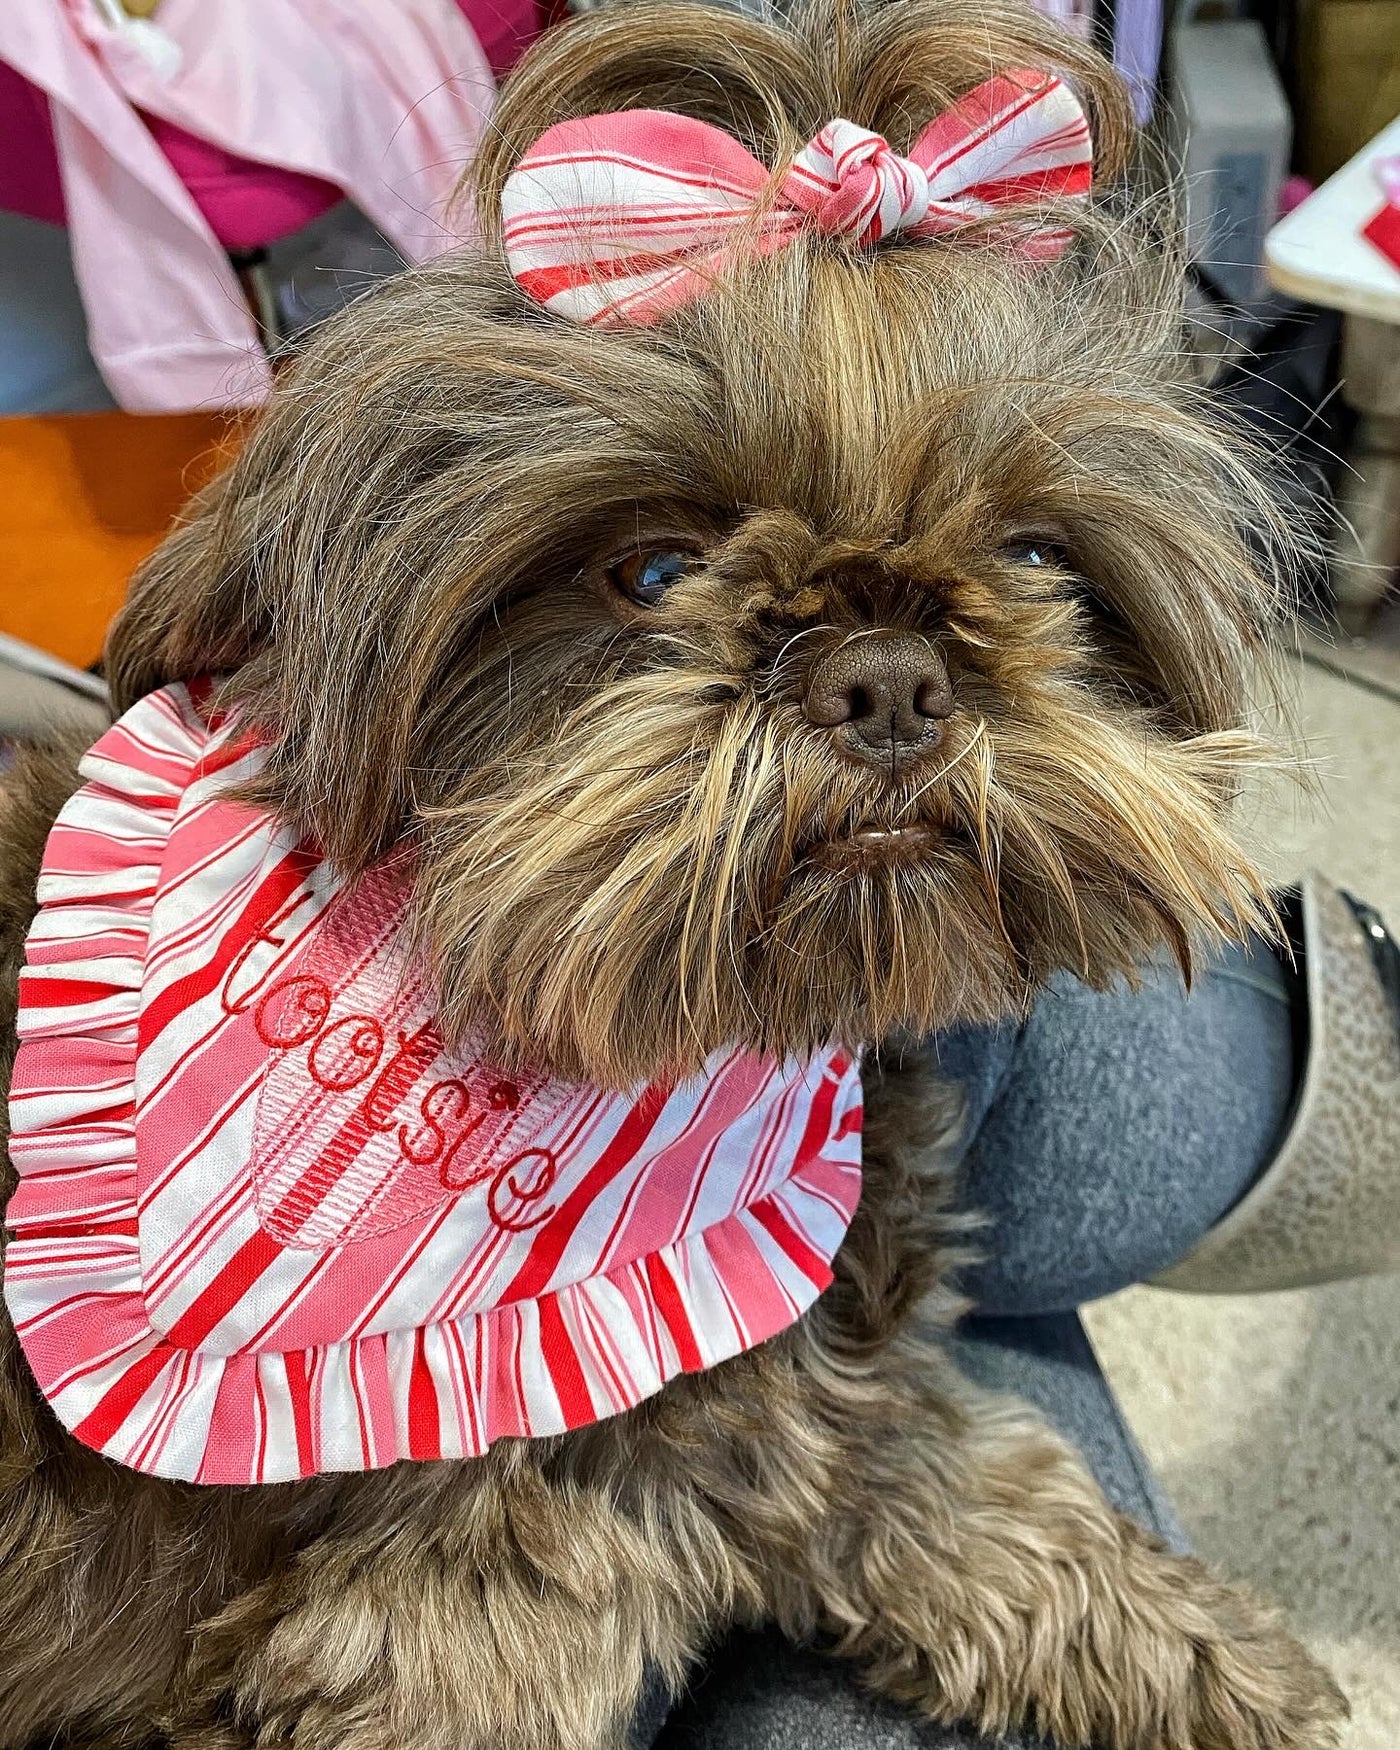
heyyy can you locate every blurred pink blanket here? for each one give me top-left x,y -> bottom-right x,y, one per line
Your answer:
0,0 -> 494,410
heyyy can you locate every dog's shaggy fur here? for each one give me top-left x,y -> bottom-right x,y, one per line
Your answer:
0,2 -> 1349,1746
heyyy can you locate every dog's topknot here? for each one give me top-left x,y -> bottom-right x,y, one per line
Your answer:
470,0 -> 1134,251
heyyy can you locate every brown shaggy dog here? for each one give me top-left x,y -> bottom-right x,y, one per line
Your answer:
0,2 -> 1348,1746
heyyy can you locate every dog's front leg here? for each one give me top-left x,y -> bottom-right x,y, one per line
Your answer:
161,1454 -> 708,1750
765,1332 -> 1347,1750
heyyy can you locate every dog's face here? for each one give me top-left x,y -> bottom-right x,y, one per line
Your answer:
109,4 -> 1280,1087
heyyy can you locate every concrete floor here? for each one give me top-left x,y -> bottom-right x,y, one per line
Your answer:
1086,644 -> 1400,1748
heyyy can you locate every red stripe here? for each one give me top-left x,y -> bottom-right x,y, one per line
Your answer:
24,1097 -> 136,1132
137,847 -> 320,1050
162,1227 -> 284,1350
575,1290 -> 636,1410
141,1144 -> 262,1304
284,1348 -> 317,1475
749,1197 -> 830,1285
538,1295 -> 595,1425
514,142 -> 761,201
25,1215 -> 138,1240
18,976 -> 131,1008
192,730 -> 263,783
514,244 -> 714,302
249,1362 -> 269,1481
506,201 -> 746,244
72,1343 -> 171,1452
644,1253 -> 704,1373
498,1080 -> 673,1306
790,1064 -> 844,1177
26,885 -> 156,912
921,78 -> 1055,180
963,164 -> 1091,204
407,1328 -> 442,1460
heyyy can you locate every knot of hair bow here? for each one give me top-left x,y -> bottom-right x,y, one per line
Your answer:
502,68 -> 1093,327
782,121 -> 933,245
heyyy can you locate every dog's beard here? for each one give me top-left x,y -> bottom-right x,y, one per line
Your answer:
412,655 -> 1271,1087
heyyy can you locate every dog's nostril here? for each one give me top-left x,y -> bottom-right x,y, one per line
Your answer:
804,673 -> 861,728
914,674 -> 955,721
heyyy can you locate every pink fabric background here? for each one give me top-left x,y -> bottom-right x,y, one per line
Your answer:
0,0 -> 500,409
0,0 -> 540,238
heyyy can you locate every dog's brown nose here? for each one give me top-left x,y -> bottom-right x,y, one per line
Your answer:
803,634 -> 953,770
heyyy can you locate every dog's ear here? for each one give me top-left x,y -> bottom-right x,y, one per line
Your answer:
105,273 -> 506,876
105,464 -> 272,719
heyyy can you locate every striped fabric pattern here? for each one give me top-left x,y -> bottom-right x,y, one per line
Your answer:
501,68 -> 1093,325
6,684 -> 863,1485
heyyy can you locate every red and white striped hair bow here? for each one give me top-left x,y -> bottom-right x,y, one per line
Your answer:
501,68 -> 1093,327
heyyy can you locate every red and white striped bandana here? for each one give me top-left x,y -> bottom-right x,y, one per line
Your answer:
6,684 -> 862,1484
502,68 -> 1093,325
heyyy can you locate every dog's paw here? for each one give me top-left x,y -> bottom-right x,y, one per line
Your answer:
1001,1533 -> 1350,1750
1180,1588 -> 1348,1750
1096,1547 -> 1348,1750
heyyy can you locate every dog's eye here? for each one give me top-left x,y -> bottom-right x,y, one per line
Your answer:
1002,539 -> 1068,570
609,548 -> 697,607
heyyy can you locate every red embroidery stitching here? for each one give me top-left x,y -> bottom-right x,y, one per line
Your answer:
488,1149 -> 560,1231
223,888 -> 321,1019
253,976 -> 332,1048
307,1015 -> 384,1092
405,1078 -> 475,1170
248,965 -> 555,1242
361,1023 -> 442,1131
